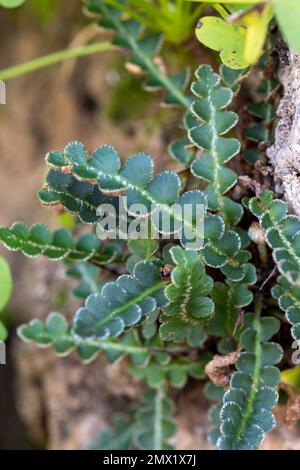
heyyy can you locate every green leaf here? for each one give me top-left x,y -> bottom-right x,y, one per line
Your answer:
48,142 -> 208,249
39,168 -> 119,225
18,313 -> 74,353
188,65 -> 242,226
0,0 -> 25,8
248,193 -> 300,286
168,139 -> 195,167
196,17 -> 248,69
90,415 -> 134,450
217,312 -> 282,450
87,0 -> 191,108
273,0 -> 300,53
272,275 -> 300,343
209,279 -> 254,353
205,381 -> 225,445
0,256 -> 12,312
72,260 -> 167,341
0,223 -> 117,265
126,238 -> 159,273
0,321 -> 8,342
18,314 -> 181,365
130,354 -> 209,389
135,387 -> 176,450
160,246 -> 214,346
66,262 -> 102,299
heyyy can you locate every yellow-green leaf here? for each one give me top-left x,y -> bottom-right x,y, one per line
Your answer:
243,6 -> 271,64
0,256 -> 12,312
196,17 -> 248,69
281,365 -> 300,391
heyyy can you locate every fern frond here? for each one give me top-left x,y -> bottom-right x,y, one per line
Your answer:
244,54 -> 278,165
159,246 -> 214,346
66,262 -> 103,299
86,0 -> 191,109
204,381 -> 225,446
247,191 -> 300,286
187,65 -> 242,226
72,259 -> 168,340
0,222 -> 116,264
130,354 -> 210,389
272,276 -> 300,342
209,278 -> 255,353
135,386 -> 176,450
18,314 -> 185,365
90,415 -> 134,450
38,167 -> 120,225
126,238 -> 159,273
217,310 -> 282,450
42,141 -> 208,248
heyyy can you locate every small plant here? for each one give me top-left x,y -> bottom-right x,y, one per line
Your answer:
190,0 -> 300,68
97,0 -> 205,44
2,0 -> 300,452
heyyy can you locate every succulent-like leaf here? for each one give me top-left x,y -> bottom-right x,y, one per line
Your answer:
247,191 -> 300,286
217,312 -> 282,450
160,246 -> 214,346
134,386 -> 176,450
188,65 -> 242,226
0,222 -> 116,265
72,260 -> 168,341
86,0 -> 191,109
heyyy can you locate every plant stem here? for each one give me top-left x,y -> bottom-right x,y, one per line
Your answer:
0,41 -> 116,81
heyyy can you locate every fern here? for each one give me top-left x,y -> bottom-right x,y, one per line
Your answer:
38,169 -> 119,225
72,259 -> 168,340
217,309 -> 282,450
159,246 -> 214,346
42,141 -> 207,247
187,64 -> 242,226
272,276 -> 300,343
18,313 -> 185,364
86,0 -> 191,109
90,415 -> 135,450
209,278 -> 255,354
130,354 -> 209,389
204,381 -> 225,446
247,191 -> 300,286
244,53 -> 278,165
91,385 -> 176,450
126,238 -> 159,273
135,386 -> 176,450
0,222 -> 117,264
66,262 -> 103,299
